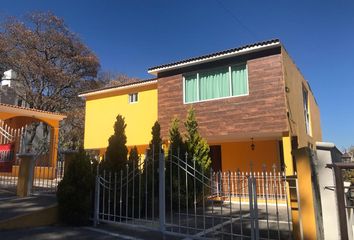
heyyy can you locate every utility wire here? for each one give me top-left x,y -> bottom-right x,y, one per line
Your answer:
214,0 -> 260,41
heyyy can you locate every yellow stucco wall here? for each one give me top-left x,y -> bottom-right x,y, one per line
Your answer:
84,85 -> 157,152
216,140 -> 280,172
282,136 -> 294,175
292,147 -> 319,239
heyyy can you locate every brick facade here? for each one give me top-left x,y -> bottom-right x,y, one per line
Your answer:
157,54 -> 288,141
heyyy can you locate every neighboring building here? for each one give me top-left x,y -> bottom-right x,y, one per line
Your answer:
0,69 -> 49,151
80,39 -> 322,174
342,151 -> 353,163
0,70 -> 25,107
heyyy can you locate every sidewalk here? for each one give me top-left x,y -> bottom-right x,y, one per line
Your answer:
0,189 -> 56,221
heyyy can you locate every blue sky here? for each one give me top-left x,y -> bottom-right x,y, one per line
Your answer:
1,0 -> 353,149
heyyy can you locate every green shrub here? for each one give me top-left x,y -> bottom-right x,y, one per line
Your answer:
166,109 -> 211,209
184,108 -> 211,205
168,117 -> 186,156
128,146 -> 140,169
57,149 -> 93,225
142,121 -> 162,217
184,107 -> 211,173
343,169 -> 354,184
166,117 -> 187,208
100,114 -> 128,172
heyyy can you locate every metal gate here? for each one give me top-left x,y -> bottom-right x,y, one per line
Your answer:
94,149 -> 295,239
31,152 -> 64,194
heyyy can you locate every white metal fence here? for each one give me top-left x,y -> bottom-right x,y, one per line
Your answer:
212,170 -> 287,201
0,120 -> 25,153
94,148 -> 296,239
0,120 -> 64,194
0,158 -> 64,194
0,155 -> 65,194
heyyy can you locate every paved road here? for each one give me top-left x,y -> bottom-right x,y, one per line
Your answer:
1,226 -> 117,240
0,189 -> 182,239
0,223 -> 184,240
0,188 -> 16,199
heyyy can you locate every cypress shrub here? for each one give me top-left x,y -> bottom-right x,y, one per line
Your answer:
100,114 -> 128,172
57,149 -> 93,225
142,121 -> 162,217
184,107 -> 211,204
184,107 -> 211,173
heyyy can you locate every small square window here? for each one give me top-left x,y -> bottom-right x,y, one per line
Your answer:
128,93 -> 138,103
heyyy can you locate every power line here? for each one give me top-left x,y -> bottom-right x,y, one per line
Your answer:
214,0 -> 260,41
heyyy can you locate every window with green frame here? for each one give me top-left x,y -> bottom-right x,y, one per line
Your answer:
184,64 -> 248,103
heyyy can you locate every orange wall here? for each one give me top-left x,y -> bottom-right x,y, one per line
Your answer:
217,140 -> 280,172
0,166 -> 56,179
127,144 -> 149,156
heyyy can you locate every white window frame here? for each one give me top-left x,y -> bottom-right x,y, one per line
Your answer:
183,63 -> 249,104
128,93 -> 138,104
302,87 -> 312,136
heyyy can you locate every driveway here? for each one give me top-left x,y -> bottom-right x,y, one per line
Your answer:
1,226 -> 116,240
0,224 -> 183,240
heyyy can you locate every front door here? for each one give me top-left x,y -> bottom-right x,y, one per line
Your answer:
209,145 -> 222,171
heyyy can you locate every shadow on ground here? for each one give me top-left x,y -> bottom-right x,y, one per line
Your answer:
0,189 -> 56,221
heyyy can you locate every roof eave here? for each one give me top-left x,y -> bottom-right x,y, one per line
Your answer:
0,104 -> 66,121
148,41 -> 281,76
79,80 -> 158,99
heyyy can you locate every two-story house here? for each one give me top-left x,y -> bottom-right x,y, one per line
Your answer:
80,39 -> 322,175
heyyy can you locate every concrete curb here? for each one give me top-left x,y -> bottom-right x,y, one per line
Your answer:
0,203 -> 59,230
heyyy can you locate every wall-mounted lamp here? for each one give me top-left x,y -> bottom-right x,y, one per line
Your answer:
251,138 -> 255,151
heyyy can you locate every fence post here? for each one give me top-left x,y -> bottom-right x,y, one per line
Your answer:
248,175 -> 255,240
159,147 -> 166,233
331,164 -> 349,240
252,175 -> 259,239
93,164 -> 100,227
16,153 -> 35,197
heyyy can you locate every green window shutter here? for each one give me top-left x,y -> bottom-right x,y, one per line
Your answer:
231,65 -> 248,96
199,68 -> 230,100
185,74 -> 198,103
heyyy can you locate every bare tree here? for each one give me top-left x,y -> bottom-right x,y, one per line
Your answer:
0,12 -> 141,150
96,71 -> 140,88
0,12 -> 100,148
0,12 -> 100,112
